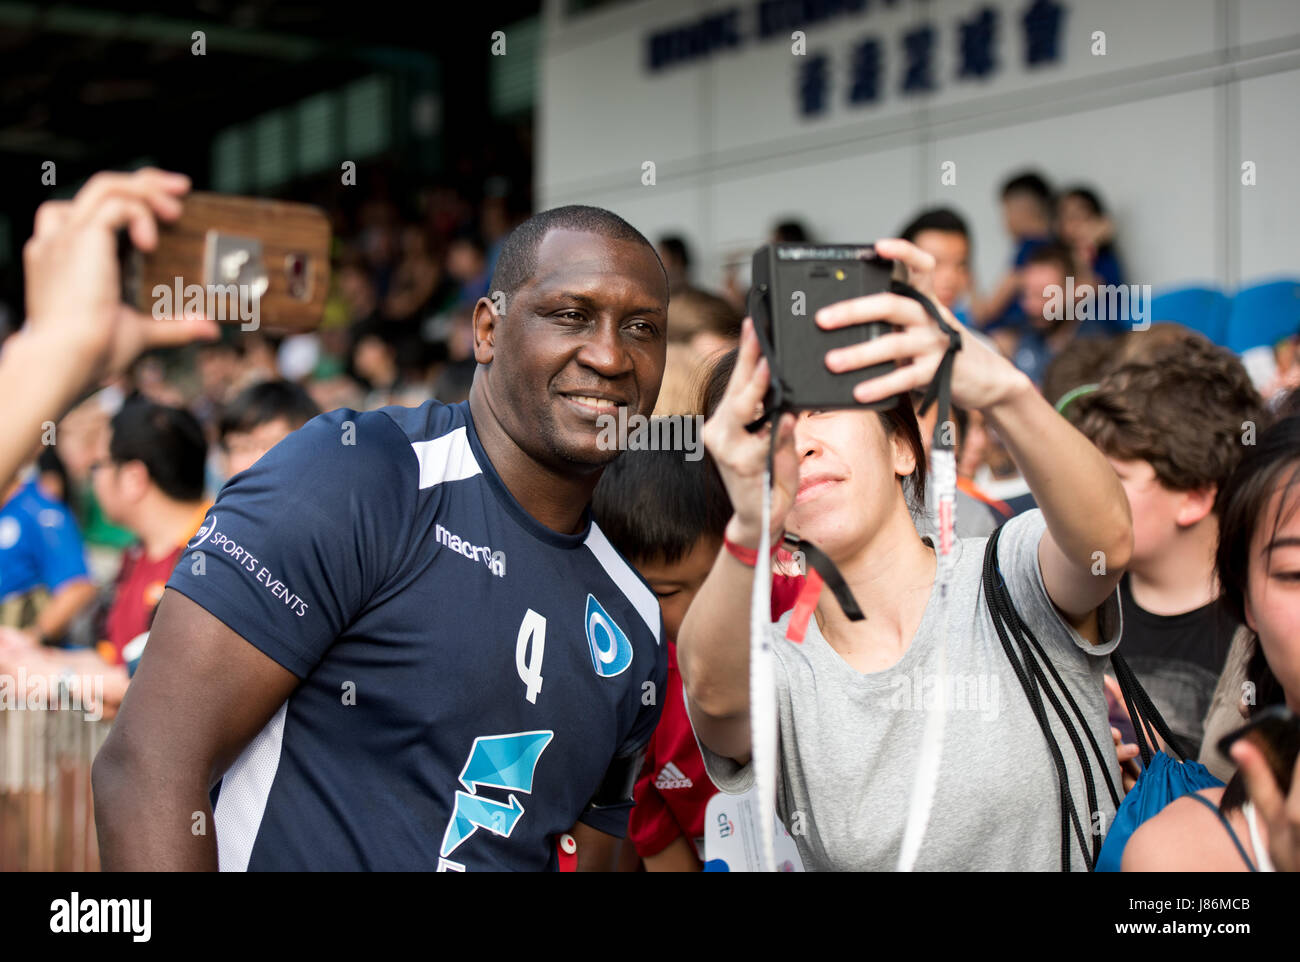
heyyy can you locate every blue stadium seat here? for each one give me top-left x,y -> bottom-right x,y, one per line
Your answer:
1149,287 -> 1231,345
1225,279 -> 1300,354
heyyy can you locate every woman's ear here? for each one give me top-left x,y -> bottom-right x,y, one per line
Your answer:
891,428 -> 918,479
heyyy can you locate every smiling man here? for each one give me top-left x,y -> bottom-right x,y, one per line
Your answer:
92,206 -> 671,871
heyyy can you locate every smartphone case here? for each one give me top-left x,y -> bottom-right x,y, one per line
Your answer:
126,192 -> 331,333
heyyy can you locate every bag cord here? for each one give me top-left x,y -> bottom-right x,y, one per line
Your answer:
982,524 -> 1123,870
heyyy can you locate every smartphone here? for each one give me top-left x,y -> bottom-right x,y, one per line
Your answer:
123,192 -> 332,333
749,243 -> 899,412
1217,705 -> 1300,793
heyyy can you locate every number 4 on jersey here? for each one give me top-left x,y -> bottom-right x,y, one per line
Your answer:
516,608 -> 546,704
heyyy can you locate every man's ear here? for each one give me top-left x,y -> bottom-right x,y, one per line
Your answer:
472,295 -> 502,365
121,460 -> 151,502
1175,483 -> 1217,528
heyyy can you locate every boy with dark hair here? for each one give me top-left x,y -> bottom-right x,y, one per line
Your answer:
0,449 -> 95,643
92,398 -> 210,671
771,219 -> 810,243
219,380 -> 321,479
974,170 -> 1055,332
899,208 -> 973,325
1070,333 -> 1267,756
592,446 -> 730,871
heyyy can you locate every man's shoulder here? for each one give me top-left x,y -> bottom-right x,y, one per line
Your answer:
301,399 -> 466,448
253,401 -> 468,484
360,399 -> 469,446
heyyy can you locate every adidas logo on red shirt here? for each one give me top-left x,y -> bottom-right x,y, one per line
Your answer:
653,762 -> 693,790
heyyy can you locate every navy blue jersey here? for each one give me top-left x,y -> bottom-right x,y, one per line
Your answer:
166,400 -> 665,871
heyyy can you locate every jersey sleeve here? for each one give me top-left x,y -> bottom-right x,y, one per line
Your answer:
36,503 -> 90,591
165,409 -> 418,678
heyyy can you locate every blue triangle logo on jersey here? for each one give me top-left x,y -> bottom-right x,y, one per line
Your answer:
585,593 -> 633,678
457,730 -> 553,794
440,730 -> 553,859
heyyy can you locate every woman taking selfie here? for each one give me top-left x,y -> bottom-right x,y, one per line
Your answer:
1123,415 -> 1300,872
677,237 -> 1134,871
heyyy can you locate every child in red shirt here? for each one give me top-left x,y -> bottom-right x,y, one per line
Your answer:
593,447 -> 803,870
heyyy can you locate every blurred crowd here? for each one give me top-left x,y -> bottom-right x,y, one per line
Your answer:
4,166 -> 1299,720
2,163 -> 1299,873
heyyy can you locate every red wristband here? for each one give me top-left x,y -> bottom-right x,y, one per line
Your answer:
723,535 -> 781,567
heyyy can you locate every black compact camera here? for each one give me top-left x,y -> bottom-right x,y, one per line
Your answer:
748,243 -> 901,413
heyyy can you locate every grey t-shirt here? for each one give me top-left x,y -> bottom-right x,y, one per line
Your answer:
692,509 -> 1123,871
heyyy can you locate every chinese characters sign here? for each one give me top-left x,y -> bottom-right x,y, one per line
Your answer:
647,0 -> 1068,118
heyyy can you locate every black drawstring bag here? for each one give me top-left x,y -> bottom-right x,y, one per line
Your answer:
982,522 -> 1186,871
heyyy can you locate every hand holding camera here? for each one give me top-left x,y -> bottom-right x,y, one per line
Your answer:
699,319 -> 799,549
706,236 -> 977,548
813,237 -> 1027,413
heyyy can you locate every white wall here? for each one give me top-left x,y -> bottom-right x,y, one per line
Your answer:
538,0 -> 1300,295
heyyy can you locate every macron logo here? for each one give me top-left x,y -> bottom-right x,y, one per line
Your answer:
435,523 -> 506,577
654,762 -> 693,791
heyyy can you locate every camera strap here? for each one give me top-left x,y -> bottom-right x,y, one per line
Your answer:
748,422 -> 779,872
893,281 -> 962,451
890,282 -> 964,871
780,532 -> 862,623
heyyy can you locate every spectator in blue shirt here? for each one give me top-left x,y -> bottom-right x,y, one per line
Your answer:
0,461 -> 96,644
973,171 -> 1055,335
1058,186 -> 1129,336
